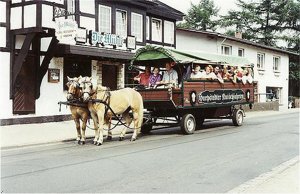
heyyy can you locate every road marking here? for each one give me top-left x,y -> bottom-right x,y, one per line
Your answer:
227,156 -> 299,193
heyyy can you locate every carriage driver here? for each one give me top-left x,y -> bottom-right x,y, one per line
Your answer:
157,62 -> 178,87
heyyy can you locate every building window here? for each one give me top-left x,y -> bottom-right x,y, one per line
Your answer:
238,48 -> 244,57
273,56 -> 280,72
146,16 -> 150,40
99,5 -> 111,33
131,12 -> 143,42
164,20 -> 174,44
67,0 -> 75,20
116,9 -> 127,38
152,18 -> 162,42
257,52 -> 265,70
221,45 -> 232,55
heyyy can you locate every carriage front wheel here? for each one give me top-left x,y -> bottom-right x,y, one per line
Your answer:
141,118 -> 153,134
181,114 -> 196,135
232,109 -> 244,126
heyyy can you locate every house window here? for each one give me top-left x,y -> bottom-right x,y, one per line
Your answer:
238,48 -> 244,57
116,9 -> 127,38
257,53 -> 265,70
273,56 -> 280,72
131,12 -> 143,42
152,18 -> 162,42
99,5 -> 111,33
164,20 -> 174,44
221,45 -> 232,55
67,0 -> 75,20
146,16 -> 150,40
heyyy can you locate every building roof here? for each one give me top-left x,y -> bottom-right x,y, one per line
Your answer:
104,0 -> 184,21
177,28 -> 299,57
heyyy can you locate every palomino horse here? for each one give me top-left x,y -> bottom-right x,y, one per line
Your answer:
79,77 -> 144,146
66,76 -> 90,145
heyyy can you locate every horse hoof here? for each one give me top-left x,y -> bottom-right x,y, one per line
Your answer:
107,136 -> 112,141
93,141 -> 97,145
119,137 -> 124,141
77,140 -> 81,144
131,138 -> 136,141
80,141 -> 85,145
96,142 -> 102,146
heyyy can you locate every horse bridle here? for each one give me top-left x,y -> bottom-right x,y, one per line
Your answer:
67,81 -> 81,101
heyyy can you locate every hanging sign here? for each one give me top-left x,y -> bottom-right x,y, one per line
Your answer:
55,18 -> 78,45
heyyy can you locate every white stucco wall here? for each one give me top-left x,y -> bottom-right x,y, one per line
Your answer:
176,30 -> 289,108
0,52 -> 13,119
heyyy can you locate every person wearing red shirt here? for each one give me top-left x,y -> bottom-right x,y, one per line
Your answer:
134,66 -> 151,86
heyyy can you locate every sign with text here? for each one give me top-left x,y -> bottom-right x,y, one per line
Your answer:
55,18 -> 78,45
198,89 -> 245,104
89,30 -> 124,47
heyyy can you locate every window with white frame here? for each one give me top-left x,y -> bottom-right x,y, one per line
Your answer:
116,9 -> 127,38
164,20 -> 174,44
238,48 -> 244,57
273,56 -> 280,72
67,0 -> 75,20
221,45 -> 232,55
99,5 -> 111,33
131,12 -> 143,42
152,18 -> 162,42
146,16 -> 150,40
257,52 -> 265,70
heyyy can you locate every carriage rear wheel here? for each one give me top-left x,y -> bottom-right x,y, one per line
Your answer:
181,114 -> 196,135
232,109 -> 244,126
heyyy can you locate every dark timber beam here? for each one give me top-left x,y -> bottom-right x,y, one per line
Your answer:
12,33 -> 36,88
36,36 -> 59,99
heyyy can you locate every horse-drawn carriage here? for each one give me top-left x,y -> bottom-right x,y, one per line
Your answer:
130,46 -> 254,135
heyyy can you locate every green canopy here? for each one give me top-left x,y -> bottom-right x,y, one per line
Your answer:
131,45 -> 251,66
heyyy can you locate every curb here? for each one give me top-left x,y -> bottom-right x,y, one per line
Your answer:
227,156 -> 299,193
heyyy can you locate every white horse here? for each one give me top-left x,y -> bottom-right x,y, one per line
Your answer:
79,77 -> 144,146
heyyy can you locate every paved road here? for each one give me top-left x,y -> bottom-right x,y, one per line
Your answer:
1,112 -> 299,193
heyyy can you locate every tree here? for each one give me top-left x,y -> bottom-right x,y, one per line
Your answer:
177,0 -> 220,31
220,0 -> 300,47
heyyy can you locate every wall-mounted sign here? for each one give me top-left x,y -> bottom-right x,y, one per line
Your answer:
89,30 -> 124,47
127,36 -> 136,50
198,89 -> 245,104
53,7 -> 76,20
55,18 -> 78,45
48,69 -> 60,83
76,27 -> 87,44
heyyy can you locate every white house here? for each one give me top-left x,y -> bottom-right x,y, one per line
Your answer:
176,28 -> 297,109
0,0 -> 183,125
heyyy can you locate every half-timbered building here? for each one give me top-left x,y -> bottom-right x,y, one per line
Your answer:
0,0 -> 183,125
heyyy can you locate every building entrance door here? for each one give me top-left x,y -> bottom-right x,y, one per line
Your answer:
13,56 -> 36,114
102,65 -> 117,90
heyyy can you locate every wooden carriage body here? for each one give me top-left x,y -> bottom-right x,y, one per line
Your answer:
137,80 -> 254,118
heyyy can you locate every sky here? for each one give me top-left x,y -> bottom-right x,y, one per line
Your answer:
159,0 -> 238,16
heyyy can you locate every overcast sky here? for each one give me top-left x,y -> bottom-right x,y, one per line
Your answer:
159,0 -> 238,16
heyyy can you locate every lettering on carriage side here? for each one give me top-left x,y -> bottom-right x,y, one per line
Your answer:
198,89 -> 245,104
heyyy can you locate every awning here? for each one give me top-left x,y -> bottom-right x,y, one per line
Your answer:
131,45 -> 251,66
55,44 -> 134,61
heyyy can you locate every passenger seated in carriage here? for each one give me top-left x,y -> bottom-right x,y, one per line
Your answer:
157,62 -> 178,87
214,66 -> 224,83
201,65 -> 217,80
190,64 -> 203,79
134,66 -> 151,87
149,67 -> 162,88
